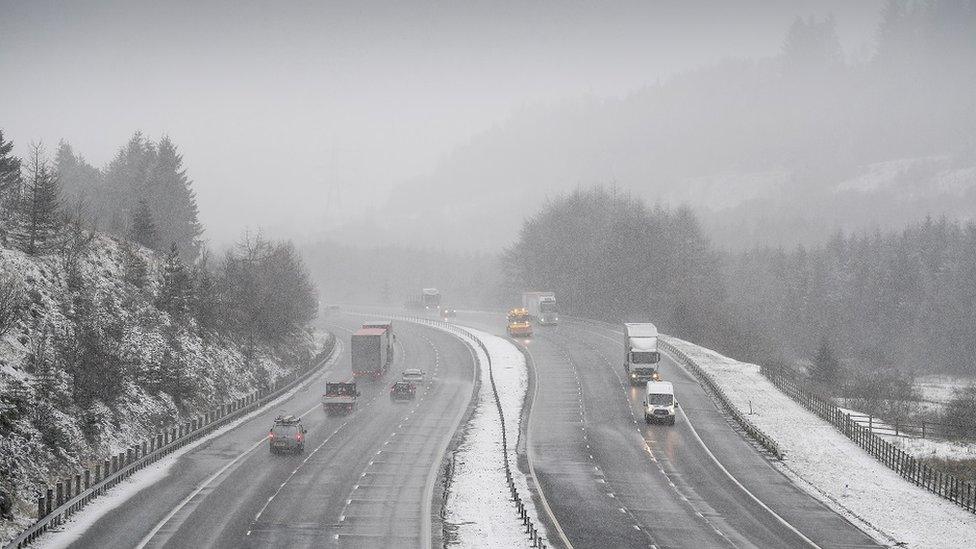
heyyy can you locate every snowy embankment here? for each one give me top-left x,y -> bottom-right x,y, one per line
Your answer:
434,325 -> 542,548
664,336 -> 976,549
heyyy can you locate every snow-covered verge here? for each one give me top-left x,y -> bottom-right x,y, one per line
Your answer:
664,336 -> 976,549
435,325 -> 541,548
0,236 -> 321,545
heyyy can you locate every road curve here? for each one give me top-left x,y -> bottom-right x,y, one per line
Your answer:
60,313 -> 475,549
452,311 -> 882,549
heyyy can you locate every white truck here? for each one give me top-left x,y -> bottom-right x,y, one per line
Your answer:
643,380 -> 677,425
522,291 -> 559,325
624,323 -> 660,385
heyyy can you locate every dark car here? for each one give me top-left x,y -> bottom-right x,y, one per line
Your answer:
390,381 -> 416,401
269,415 -> 307,454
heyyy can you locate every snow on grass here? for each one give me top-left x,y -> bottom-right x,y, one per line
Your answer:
435,325 -> 537,548
665,336 -> 976,549
884,436 -> 976,462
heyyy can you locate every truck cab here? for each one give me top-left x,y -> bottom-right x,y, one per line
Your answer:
624,323 -> 661,385
643,381 -> 677,425
322,382 -> 359,415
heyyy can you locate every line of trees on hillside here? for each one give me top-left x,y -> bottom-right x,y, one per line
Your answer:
0,129 -> 317,407
504,187 -> 976,383
501,187 -> 738,349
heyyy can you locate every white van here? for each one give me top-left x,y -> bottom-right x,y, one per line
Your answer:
643,381 -> 677,425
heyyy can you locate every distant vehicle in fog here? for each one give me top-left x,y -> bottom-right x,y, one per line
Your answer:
421,288 -> 441,310
507,308 -> 533,338
390,381 -> 416,401
401,368 -> 425,384
624,323 -> 660,385
440,307 -> 457,319
522,291 -> 558,325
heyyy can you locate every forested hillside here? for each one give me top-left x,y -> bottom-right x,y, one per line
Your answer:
0,129 -> 319,536
504,187 -> 976,381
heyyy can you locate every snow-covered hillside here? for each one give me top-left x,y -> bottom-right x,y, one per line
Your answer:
0,235 -> 319,541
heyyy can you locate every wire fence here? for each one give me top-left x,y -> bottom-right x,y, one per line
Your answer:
761,363 -> 976,515
4,333 -> 338,549
841,411 -> 973,440
394,315 -> 548,548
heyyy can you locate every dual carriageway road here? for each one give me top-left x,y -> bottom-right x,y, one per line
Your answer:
50,309 -> 882,549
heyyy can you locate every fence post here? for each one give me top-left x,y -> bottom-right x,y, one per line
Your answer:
56,483 -> 63,507
45,489 -> 53,515
37,495 -> 46,519
104,459 -> 110,477
84,470 -> 90,490
75,474 -> 81,496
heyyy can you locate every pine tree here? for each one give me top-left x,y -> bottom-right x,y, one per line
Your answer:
0,129 -> 21,214
18,143 -> 63,255
130,198 -> 158,249
157,242 -> 193,323
121,240 -> 149,290
147,138 -> 203,262
811,336 -> 840,383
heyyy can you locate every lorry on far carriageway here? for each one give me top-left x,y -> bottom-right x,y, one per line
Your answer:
351,327 -> 392,379
522,291 -> 559,325
624,323 -> 661,385
322,382 -> 360,415
421,288 -> 441,310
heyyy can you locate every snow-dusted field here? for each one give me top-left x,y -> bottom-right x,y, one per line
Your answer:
436,325 -> 540,548
665,336 -> 976,549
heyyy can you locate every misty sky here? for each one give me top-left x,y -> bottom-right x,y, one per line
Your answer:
1,0 -> 881,245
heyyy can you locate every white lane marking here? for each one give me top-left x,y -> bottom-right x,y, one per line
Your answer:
522,344 -> 575,549
574,322 -> 821,549
134,340 -> 345,549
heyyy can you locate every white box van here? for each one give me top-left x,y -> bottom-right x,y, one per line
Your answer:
643,381 -> 677,425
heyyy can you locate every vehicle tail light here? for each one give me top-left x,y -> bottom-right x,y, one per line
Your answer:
269,431 -> 275,439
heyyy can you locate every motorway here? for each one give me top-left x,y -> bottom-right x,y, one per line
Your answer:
451,311 -> 883,549
60,313 -> 475,549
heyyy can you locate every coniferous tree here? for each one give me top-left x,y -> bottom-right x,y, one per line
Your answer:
0,130 -> 21,216
130,198 -> 158,250
121,240 -> 149,290
157,242 -> 193,323
810,336 -> 840,384
147,138 -> 203,262
18,143 -> 62,255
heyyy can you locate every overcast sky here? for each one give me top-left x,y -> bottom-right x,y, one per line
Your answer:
0,0 -> 882,245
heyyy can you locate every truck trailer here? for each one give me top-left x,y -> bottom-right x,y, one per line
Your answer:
351,327 -> 391,379
361,320 -> 395,360
421,288 -> 441,310
624,323 -> 661,385
522,291 -> 559,325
